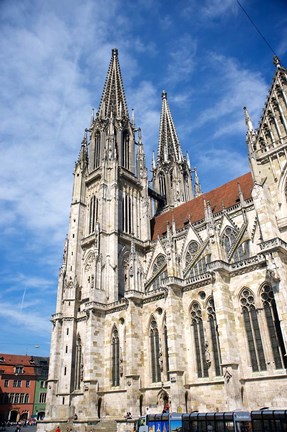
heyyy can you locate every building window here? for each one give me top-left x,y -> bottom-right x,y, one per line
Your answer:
261,284 -> 287,369
240,288 -> 266,372
9,393 -> 15,403
13,380 -> 21,388
26,380 -> 30,388
122,130 -> 130,170
122,192 -> 133,234
150,317 -> 161,383
159,172 -> 166,198
40,381 -> 46,388
207,296 -> 222,376
14,393 -> 19,403
152,254 -> 167,290
221,226 -> 237,256
20,393 -> 24,403
163,318 -> 170,380
89,195 -> 98,234
39,393 -> 46,404
74,337 -> 82,391
24,394 -> 29,403
191,302 -> 209,378
15,366 -> 23,374
112,326 -> 120,387
185,241 -> 199,267
94,131 -> 101,169
4,379 -> 9,387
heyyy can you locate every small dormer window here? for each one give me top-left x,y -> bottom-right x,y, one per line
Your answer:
15,366 -> 24,374
0,357 -> 4,362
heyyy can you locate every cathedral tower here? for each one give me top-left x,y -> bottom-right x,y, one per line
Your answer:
45,49 -> 150,422
152,91 -> 193,210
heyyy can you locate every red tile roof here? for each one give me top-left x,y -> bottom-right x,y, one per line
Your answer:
151,172 -> 253,240
0,353 -> 36,375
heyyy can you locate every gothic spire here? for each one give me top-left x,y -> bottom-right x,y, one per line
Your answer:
157,90 -> 183,164
98,48 -> 129,120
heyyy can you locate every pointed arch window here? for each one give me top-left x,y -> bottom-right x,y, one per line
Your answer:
159,172 -> 166,198
152,254 -> 167,290
122,131 -> 130,170
261,284 -> 287,369
94,131 -> 101,169
221,226 -> 237,256
122,191 -> 132,234
207,297 -> 222,376
240,289 -> 266,372
185,241 -> 199,267
89,195 -> 98,234
150,317 -> 161,382
74,336 -> 82,390
112,326 -> 120,386
163,318 -> 170,380
191,302 -> 209,378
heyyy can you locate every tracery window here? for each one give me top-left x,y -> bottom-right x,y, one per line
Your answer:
152,254 -> 167,290
112,326 -> 120,386
221,226 -> 237,256
191,302 -> 209,378
189,254 -> 211,277
261,284 -> 287,369
185,241 -> 199,267
240,288 -> 266,372
206,297 -> 222,376
73,336 -> 82,390
150,317 -> 161,382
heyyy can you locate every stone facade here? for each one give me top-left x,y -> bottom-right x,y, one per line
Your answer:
41,50 -> 287,431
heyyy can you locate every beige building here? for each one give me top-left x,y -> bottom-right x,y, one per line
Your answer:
43,50 -> 287,429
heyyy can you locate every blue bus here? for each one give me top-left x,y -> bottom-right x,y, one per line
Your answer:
182,411 -> 251,432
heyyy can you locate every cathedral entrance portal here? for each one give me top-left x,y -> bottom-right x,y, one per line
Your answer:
157,389 -> 169,413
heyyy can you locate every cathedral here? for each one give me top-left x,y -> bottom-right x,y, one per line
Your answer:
43,49 -> 287,429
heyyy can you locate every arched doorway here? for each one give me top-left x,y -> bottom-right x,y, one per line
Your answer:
9,410 -> 18,422
20,412 -> 28,421
37,411 -> 45,420
157,389 -> 169,413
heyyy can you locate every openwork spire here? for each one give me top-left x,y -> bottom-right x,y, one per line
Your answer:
157,91 -> 183,163
98,48 -> 129,119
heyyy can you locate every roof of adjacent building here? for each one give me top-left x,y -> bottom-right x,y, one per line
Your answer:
151,171 -> 253,240
0,354 -> 42,376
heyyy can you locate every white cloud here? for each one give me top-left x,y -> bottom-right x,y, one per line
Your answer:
166,35 -> 197,84
0,301 -> 52,334
195,54 -> 269,136
201,0 -> 238,18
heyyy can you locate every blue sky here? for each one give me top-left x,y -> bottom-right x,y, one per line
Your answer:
0,0 -> 286,357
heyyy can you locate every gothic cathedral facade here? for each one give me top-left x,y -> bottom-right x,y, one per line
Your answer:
44,50 -> 287,427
